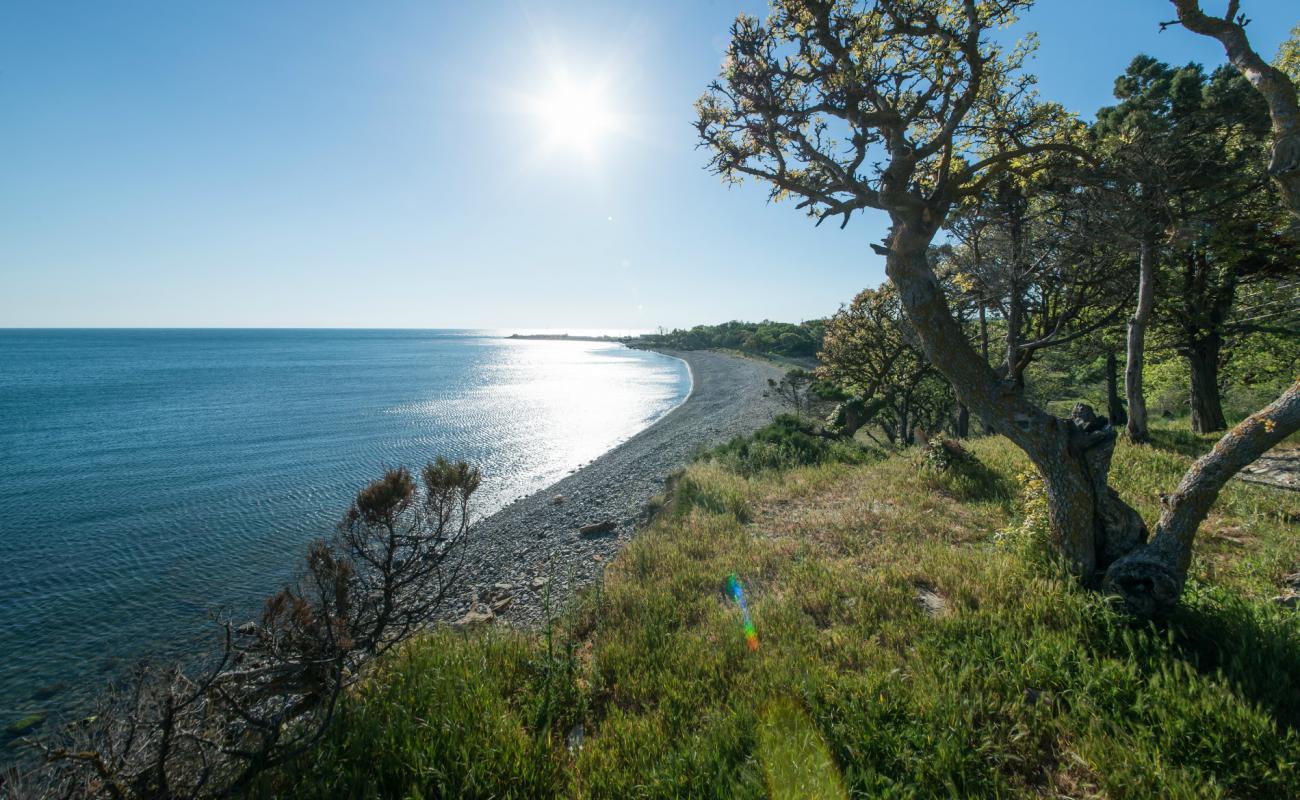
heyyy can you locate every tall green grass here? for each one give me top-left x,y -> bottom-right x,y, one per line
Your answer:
258,421 -> 1300,799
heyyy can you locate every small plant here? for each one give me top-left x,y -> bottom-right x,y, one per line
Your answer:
922,438 -> 971,472
920,438 -> 1014,504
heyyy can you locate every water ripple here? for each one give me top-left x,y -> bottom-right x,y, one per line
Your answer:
0,330 -> 689,734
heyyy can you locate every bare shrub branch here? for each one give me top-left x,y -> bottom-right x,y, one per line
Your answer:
17,459 -> 480,799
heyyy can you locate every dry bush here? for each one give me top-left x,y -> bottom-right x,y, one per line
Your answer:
11,459 -> 480,799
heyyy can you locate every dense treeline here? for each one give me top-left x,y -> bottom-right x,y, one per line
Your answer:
700,0 -> 1299,617
632,319 -> 825,358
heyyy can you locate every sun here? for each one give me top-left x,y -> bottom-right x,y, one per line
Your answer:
527,72 -> 618,159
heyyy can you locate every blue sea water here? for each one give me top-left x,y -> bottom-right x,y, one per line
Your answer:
0,329 -> 690,737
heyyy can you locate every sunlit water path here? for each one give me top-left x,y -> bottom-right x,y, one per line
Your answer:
0,329 -> 690,739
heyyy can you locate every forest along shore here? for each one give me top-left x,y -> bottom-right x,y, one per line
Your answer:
447,349 -> 787,628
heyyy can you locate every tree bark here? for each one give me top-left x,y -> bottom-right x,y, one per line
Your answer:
1106,350 -> 1127,426
1187,336 -> 1228,434
979,305 -> 990,365
979,305 -> 993,434
1105,378 -> 1300,616
1004,283 -> 1031,390
956,403 -> 970,438
1125,233 -> 1156,443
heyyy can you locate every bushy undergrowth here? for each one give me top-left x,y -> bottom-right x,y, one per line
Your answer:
921,438 -> 1016,505
259,423 -> 1300,799
701,414 -> 876,477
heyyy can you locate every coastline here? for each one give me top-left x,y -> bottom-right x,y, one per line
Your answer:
446,349 -> 788,627
0,343 -> 771,758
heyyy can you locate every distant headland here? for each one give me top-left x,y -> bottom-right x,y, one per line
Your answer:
506,333 -> 628,342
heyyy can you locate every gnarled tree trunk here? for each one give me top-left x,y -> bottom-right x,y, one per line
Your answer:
884,211 -> 1299,618
979,306 -> 994,435
1125,233 -> 1156,443
883,219 -> 1146,580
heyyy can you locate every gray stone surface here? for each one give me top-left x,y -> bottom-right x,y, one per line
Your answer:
1238,448 -> 1300,493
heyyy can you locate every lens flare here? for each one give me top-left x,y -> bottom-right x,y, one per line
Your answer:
728,573 -> 758,652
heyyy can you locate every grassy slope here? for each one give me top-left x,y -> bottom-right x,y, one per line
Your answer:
261,422 -> 1300,799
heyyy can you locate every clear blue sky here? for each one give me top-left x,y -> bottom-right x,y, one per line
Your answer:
1,1 -> 1294,329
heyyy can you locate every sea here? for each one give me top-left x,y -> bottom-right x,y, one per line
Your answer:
0,329 -> 691,743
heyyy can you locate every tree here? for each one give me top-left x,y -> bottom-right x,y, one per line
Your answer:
1092,56 -> 1286,435
1089,55 -> 1213,442
633,319 -> 824,358
819,283 -> 955,445
768,367 -> 818,414
698,0 -> 1299,616
1166,2 -> 1300,228
943,171 -> 1130,392
1158,190 -> 1296,433
699,0 -> 1144,582
1278,22 -> 1300,85
1081,0 -> 1300,615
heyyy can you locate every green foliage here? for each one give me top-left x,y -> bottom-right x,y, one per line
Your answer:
633,320 -> 824,359
254,631 -> 566,798
263,433 -> 1300,798
818,283 -> 958,444
1093,54 -> 1294,432
920,438 -> 967,471
1276,22 -> 1300,85
1222,331 -> 1300,416
1144,353 -> 1194,416
701,414 -> 876,477
669,461 -> 753,522
996,468 -> 1055,563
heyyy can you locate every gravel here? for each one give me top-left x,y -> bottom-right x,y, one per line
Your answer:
445,349 -> 788,628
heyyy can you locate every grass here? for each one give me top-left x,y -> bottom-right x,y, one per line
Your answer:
256,419 -> 1300,799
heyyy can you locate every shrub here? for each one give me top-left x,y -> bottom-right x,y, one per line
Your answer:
22,459 -> 482,799
704,415 -> 875,477
996,469 -> 1055,561
922,439 -> 1015,504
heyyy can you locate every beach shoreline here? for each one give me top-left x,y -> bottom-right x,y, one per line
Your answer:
0,344 -> 780,757
446,349 -> 788,628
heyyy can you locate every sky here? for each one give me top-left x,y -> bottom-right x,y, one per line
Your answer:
1,1 -> 1295,330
